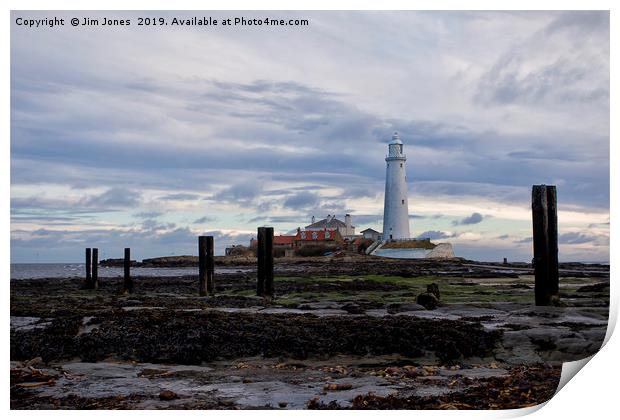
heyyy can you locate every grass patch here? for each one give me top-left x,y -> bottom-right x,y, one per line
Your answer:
232,275 -> 537,305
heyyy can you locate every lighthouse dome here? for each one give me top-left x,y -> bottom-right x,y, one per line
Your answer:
387,132 -> 404,158
390,132 -> 403,145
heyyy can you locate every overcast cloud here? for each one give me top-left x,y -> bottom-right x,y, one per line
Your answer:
10,11 -> 609,262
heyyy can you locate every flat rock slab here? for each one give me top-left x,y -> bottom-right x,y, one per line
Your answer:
11,317 -> 51,332
11,358 -> 525,409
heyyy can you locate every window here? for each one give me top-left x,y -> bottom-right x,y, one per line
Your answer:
400,163 -> 403,167
402,199 -> 405,204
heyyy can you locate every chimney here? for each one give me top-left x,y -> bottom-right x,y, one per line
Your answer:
311,215 -> 315,224
297,227 -> 301,233
345,214 -> 351,230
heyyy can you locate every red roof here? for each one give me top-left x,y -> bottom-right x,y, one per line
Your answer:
295,229 -> 338,241
274,235 -> 296,245
250,235 -> 296,247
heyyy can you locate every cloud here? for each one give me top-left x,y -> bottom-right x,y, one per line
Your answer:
140,219 -> 175,230
11,224 -> 254,262
81,188 -> 141,208
475,12 -> 609,107
282,191 -> 321,210
159,193 -> 201,201
213,182 -> 263,205
558,232 -> 597,245
349,214 -> 383,225
453,212 -> 484,226
515,237 -> 532,244
416,230 -> 454,240
193,216 -> 215,224
134,211 -> 164,219
247,215 -> 305,224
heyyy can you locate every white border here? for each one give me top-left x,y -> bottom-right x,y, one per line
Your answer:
3,1 -> 616,419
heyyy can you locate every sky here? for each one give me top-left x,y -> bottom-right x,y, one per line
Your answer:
10,10 -> 610,263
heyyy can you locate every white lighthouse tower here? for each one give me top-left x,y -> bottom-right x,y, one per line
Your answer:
382,132 -> 411,241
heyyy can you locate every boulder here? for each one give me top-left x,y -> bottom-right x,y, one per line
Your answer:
341,302 -> 364,314
426,283 -> 441,299
159,390 -> 179,401
416,293 -> 439,310
425,243 -> 455,259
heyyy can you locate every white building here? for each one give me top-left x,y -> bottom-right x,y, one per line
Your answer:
361,228 -> 381,241
382,132 -> 411,241
306,214 -> 355,237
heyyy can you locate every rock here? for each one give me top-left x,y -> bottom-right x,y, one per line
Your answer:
386,303 -> 426,314
278,401 -> 288,408
99,258 -> 139,267
550,295 -> 566,307
159,390 -> 179,401
341,302 -> 364,314
24,356 -> 44,368
385,367 -> 400,376
425,243 -> 455,259
143,256 -> 198,267
577,282 -> 609,293
416,293 -> 439,310
298,301 -> 341,310
426,283 -> 441,299
323,383 -> 353,391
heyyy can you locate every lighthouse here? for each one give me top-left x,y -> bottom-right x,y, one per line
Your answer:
382,132 -> 411,241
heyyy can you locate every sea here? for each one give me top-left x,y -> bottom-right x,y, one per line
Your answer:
10,263 -> 251,280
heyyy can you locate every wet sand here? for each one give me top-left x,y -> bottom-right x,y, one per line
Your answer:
10,257 -> 609,409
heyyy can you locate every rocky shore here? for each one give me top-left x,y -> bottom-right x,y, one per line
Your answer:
11,257 -> 609,409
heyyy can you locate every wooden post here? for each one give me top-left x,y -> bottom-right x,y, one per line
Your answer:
264,227 -> 274,298
257,227 -> 274,298
123,248 -> 133,293
532,185 -> 559,305
503,257 -> 508,265
92,248 -> 99,289
85,248 -> 92,288
198,236 -> 208,296
256,228 -> 265,296
546,186 -> 559,297
206,236 -> 215,295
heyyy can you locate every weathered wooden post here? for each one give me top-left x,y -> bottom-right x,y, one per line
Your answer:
206,236 -> 215,295
546,186 -> 559,298
85,248 -> 92,288
264,227 -> 274,297
123,248 -> 133,293
503,257 -> 508,265
92,248 -> 99,289
256,228 -> 265,296
198,236 -> 208,296
532,185 -> 559,305
257,227 -> 274,298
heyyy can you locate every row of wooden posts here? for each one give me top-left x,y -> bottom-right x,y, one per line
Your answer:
84,226 -> 276,298
83,186 -> 560,306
